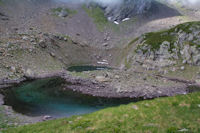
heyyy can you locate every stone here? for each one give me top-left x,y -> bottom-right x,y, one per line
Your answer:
58,9 -> 68,17
182,60 -> 187,64
193,54 -> 200,65
196,79 -> 200,85
39,39 -> 47,48
22,36 -> 29,41
42,115 -> 52,121
180,66 -> 185,70
132,105 -> 139,110
191,46 -> 199,55
157,41 -> 171,59
0,48 -> 5,56
178,128 -> 189,132
95,76 -> 109,82
115,75 -> 120,79
10,66 -> 16,73
181,45 -> 191,63
50,52 -> 55,57
102,42 -> 108,47
24,69 -> 35,77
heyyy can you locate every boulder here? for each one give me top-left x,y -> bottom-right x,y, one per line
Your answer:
39,39 -> 47,48
193,54 -> 200,65
180,66 -> 185,70
132,105 -> 139,110
10,66 -> 16,73
158,41 -> 171,59
42,115 -> 52,121
24,69 -> 35,78
95,76 -> 109,82
58,9 -> 68,17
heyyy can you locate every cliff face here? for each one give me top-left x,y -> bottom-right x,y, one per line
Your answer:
99,0 -> 152,22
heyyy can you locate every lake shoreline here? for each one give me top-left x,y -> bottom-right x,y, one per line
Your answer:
0,70 -> 199,99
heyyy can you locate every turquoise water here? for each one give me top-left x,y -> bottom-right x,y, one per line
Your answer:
3,78 -> 131,118
67,65 -> 111,72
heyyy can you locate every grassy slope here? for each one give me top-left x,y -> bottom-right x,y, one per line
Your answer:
4,92 -> 200,133
83,5 -> 119,32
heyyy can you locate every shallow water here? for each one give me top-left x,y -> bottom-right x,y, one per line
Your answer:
2,78 -> 131,118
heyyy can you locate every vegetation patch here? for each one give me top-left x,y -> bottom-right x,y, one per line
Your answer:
83,5 -> 119,32
83,5 -> 108,31
143,31 -> 176,52
4,92 -> 200,133
169,21 -> 200,34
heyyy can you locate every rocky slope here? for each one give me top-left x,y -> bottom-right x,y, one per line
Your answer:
132,22 -> 200,70
98,0 -> 152,22
0,0 -> 199,97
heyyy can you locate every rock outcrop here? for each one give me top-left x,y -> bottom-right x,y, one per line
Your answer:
133,22 -> 200,69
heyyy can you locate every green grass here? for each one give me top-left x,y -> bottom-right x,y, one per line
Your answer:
83,5 -> 119,32
169,21 -> 200,34
83,5 -> 108,31
143,31 -> 176,52
4,92 -> 200,133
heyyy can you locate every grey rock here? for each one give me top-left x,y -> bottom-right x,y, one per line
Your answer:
58,9 -> 68,17
132,105 -> 139,110
10,66 -> 16,73
181,45 -> 191,63
22,36 -> 29,41
101,0 -> 152,22
178,128 -> 189,132
193,54 -> 200,65
42,115 -> 52,121
95,76 -> 109,82
180,66 -> 185,70
188,33 -> 194,41
50,52 -> 55,57
24,69 -> 35,77
39,39 -> 47,48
